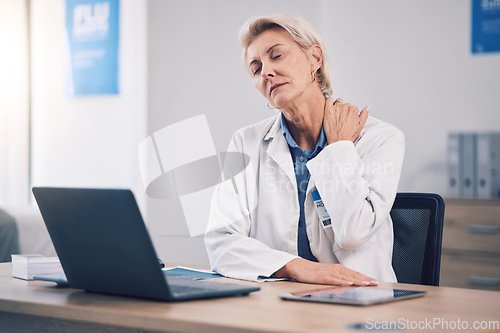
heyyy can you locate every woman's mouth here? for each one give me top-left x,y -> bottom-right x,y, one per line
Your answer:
270,83 -> 286,95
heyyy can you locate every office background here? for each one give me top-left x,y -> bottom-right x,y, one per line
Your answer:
1,0 -> 500,265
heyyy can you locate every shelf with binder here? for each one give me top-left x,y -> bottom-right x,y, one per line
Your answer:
447,132 -> 500,199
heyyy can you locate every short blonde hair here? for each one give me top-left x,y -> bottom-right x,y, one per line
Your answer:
239,13 -> 332,97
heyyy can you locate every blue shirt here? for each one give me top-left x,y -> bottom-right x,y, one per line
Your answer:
281,114 -> 327,262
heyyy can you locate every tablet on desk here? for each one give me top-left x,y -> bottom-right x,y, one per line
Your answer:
280,286 -> 426,306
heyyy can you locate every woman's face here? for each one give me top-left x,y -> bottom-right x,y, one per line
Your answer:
246,28 -> 320,110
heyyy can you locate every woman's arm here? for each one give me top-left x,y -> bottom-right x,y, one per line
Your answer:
204,131 -> 297,281
308,97 -> 405,250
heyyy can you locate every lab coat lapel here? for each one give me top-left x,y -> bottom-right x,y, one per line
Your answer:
264,116 -> 297,190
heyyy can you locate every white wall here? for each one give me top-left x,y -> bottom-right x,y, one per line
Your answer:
0,0 -> 30,207
23,0 -> 500,267
147,0 -> 324,265
30,0 -> 148,211
317,0 -> 500,192
148,0 -> 500,266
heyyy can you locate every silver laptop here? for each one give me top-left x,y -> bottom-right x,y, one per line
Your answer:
32,187 -> 259,301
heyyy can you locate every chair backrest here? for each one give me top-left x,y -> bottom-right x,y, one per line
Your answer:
390,193 -> 445,286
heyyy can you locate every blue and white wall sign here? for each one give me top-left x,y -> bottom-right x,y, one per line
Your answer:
472,0 -> 500,54
65,0 -> 119,96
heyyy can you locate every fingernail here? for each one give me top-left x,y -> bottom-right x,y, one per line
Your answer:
362,281 -> 370,286
345,281 -> 354,285
366,106 -> 371,112
370,280 -> 378,285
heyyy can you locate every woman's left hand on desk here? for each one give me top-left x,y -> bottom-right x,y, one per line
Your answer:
274,258 -> 378,286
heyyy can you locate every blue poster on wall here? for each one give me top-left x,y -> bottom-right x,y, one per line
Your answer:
471,0 -> 500,54
65,0 -> 119,96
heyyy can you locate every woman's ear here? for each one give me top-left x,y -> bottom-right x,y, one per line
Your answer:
309,44 -> 323,70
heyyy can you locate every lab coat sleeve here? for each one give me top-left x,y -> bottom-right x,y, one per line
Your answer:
307,122 -> 405,251
204,131 -> 297,281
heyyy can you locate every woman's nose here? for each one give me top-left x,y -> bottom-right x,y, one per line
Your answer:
260,63 -> 274,80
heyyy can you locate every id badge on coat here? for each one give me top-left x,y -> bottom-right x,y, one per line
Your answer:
311,189 -> 331,228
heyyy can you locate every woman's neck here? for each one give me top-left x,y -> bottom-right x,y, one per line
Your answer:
281,88 -> 325,151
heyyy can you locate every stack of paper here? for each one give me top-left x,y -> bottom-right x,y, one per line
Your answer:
11,254 -> 63,280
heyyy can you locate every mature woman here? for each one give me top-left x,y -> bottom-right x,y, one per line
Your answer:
205,13 -> 404,286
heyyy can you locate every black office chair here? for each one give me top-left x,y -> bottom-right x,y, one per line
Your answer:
390,193 -> 445,286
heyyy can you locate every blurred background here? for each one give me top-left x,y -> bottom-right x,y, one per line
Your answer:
1,1 -> 499,288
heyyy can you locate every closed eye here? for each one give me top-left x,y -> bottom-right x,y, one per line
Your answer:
252,67 -> 261,75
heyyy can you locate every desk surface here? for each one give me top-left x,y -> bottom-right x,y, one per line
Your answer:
0,263 -> 499,333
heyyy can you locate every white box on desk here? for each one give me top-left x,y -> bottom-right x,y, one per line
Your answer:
11,254 -> 63,280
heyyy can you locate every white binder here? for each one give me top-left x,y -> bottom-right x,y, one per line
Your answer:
476,133 -> 500,198
477,133 -> 492,198
461,133 -> 477,198
447,133 -> 461,197
491,133 -> 500,198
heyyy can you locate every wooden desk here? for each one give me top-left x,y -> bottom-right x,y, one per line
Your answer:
0,263 -> 499,333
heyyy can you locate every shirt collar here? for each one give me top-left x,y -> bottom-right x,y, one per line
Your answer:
280,113 -> 327,155
280,113 -> 300,149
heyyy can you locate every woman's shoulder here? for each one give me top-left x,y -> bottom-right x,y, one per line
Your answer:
232,114 -> 279,141
352,116 -> 405,156
363,116 -> 404,140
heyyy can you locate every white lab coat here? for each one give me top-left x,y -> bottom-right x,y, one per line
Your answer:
205,114 -> 405,282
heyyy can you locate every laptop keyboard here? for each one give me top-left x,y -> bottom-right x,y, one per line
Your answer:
169,284 -> 208,294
